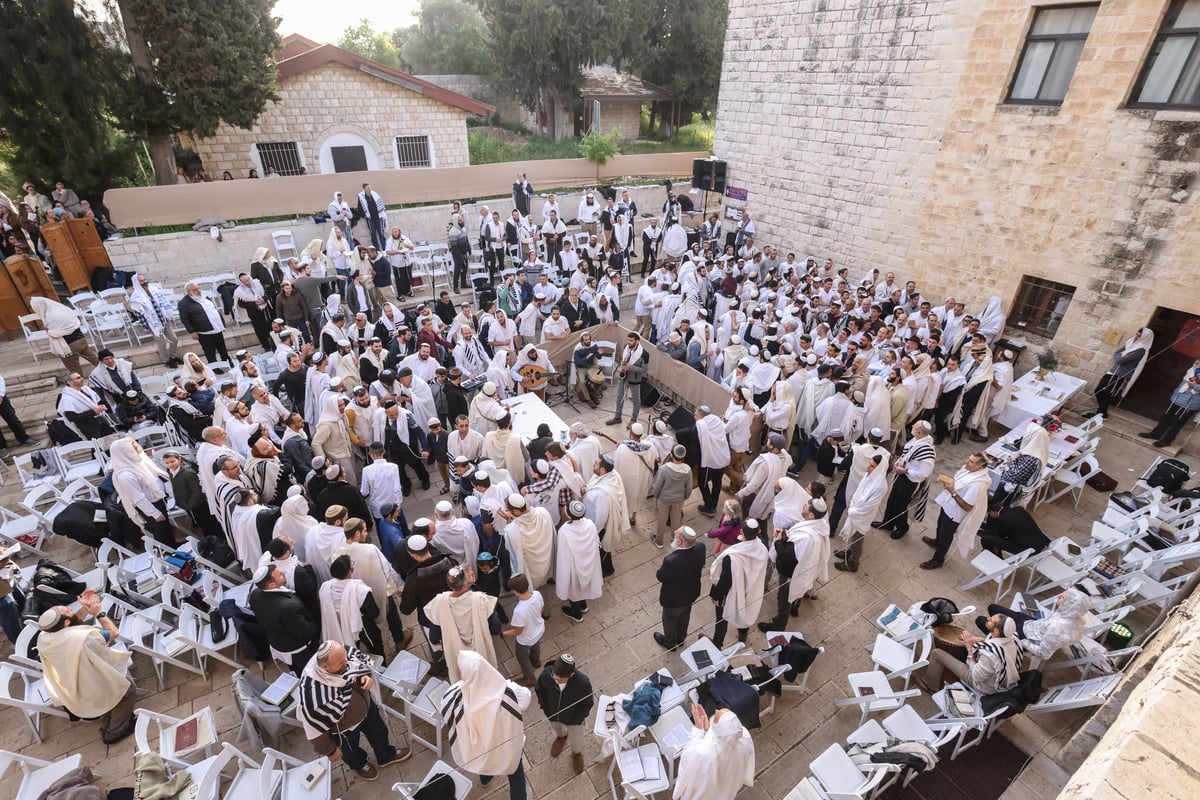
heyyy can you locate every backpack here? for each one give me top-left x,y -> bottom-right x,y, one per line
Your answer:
920,597 -> 960,626
46,418 -> 82,446
196,534 -> 237,568
27,559 -> 88,620
1146,458 -> 1190,494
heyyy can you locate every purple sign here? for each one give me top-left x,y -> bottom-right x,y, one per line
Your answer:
725,186 -> 748,201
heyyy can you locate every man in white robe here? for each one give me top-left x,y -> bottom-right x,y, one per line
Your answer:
398,367 -> 438,435
482,413 -> 529,485
337,517 -> 407,647
555,500 -> 603,623
759,497 -> 831,631
673,707 -> 755,800
229,489 -> 269,572
584,455 -> 632,577
737,433 -> 790,526
196,426 -> 243,518
468,382 -> 507,434
613,422 -> 657,525
308,505 -> 350,584
424,566 -> 501,682
448,416 -> 485,462
695,405 -> 731,515
709,530 -> 769,647
496,493 -> 554,589
644,419 -> 677,464
835,453 -> 890,572
567,423 -> 600,482
318,555 -> 378,654
431,500 -> 479,569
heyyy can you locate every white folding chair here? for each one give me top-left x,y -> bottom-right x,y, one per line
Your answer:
0,506 -> 50,558
262,747 -> 332,799
959,547 -> 1035,602
881,706 -> 961,780
88,301 -> 134,348
11,623 -> 42,670
53,440 -> 106,482
19,483 -> 68,534
842,720 -> 904,792
868,631 -> 931,690
273,230 -> 298,263
0,662 -> 71,742
608,727 -> 669,800
873,604 -> 928,642
402,675 -> 449,756
647,705 -> 692,782
926,684 -> 1006,758
1042,645 -> 1141,680
12,451 -> 62,490
17,314 -> 52,362
393,760 -> 472,800
806,743 -> 899,800
1026,673 -> 1124,714
192,742 -> 266,800
595,340 -> 617,373
1039,453 -> 1099,509
0,750 -> 84,800
134,706 -> 221,767
761,630 -> 825,693
67,292 -> 98,312
834,671 -> 920,728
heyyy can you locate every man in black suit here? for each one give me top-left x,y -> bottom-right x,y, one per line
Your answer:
247,562 -> 320,675
979,501 -> 1051,557
444,368 -> 470,423
654,525 -> 707,650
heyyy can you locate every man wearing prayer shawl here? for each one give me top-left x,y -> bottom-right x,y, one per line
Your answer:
920,453 -> 992,570
1087,326 -> 1154,418
709,527 -> 769,647
613,422 -> 657,525
950,346 -> 994,444
482,413 -> 529,486
318,554 -> 382,655
875,421 -> 937,539
424,565 -> 502,682
759,494 -> 830,631
58,372 -> 114,439
834,453 -> 889,573
556,501 -> 603,622
737,432 -> 791,530
338,517 -> 407,647
567,423 -> 601,482
36,596 -> 137,743
584,455 -> 632,577
441,650 -> 531,796
497,493 -> 554,589
695,405 -> 732,516
432,500 -> 480,571
672,705 -> 755,800
468,381 -> 507,434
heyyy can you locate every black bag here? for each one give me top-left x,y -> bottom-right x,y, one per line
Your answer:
980,669 -> 1044,719
52,500 -> 110,548
45,418 -> 82,446
921,597 -> 960,626
28,559 -> 88,619
197,534 -> 237,568
1146,458 -> 1190,494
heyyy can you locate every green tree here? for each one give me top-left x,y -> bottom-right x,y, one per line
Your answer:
339,17 -> 405,70
474,0 -> 631,138
626,0 -> 727,124
403,0 -> 494,74
110,0 -> 281,185
578,129 -> 620,183
0,0 -> 137,202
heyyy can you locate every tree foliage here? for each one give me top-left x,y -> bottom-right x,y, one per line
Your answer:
339,17 -> 405,70
625,0 -> 727,120
401,0 -> 494,75
111,0 -> 282,139
579,128 -> 620,181
0,0 -> 137,201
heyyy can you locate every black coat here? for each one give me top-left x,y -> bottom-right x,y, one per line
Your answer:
657,542 -> 706,608
177,295 -> 223,335
248,587 -> 319,653
444,382 -> 470,423
535,666 -> 594,726
316,480 -> 373,530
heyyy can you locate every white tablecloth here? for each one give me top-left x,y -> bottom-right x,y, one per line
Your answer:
504,392 -> 570,445
997,369 -> 1089,430
984,421 -> 1088,486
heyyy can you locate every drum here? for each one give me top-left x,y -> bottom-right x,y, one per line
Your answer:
586,367 -> 607,385
932,624 -> 968,661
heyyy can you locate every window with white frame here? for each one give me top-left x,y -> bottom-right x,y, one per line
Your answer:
1007,4 -> 1099,105
394,135 -> 432,168
254,141 -> 304,175
1133,0 -> 1200,108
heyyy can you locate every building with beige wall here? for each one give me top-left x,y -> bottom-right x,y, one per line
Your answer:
714,0 -> 1200,422
184,36 -> 492,179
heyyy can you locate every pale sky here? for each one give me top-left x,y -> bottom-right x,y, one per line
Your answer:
273,0 -> 423,43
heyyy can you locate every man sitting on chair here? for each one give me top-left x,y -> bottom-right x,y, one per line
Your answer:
511,343 -> 555,400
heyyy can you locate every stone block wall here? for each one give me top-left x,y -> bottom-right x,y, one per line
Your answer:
599,100 -> 644,141
714,0 -> 1200,392
191,62 -> 471,177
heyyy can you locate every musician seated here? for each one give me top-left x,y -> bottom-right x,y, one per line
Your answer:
573,333 -> 604,409
511,343 -> 556,398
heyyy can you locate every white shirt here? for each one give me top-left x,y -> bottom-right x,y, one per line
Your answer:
510,591 -> 545,646
360,459 -> 403,519
724,405 -> 755,453
935,479 -> 983,523
577,198 -> 600,223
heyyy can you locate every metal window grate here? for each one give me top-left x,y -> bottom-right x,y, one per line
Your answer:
1008,276 -> 1077,338
394,135 -> 432,168
255,141 -> 304,176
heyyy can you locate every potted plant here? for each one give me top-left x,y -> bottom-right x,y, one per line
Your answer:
1035,349 -> 1059,380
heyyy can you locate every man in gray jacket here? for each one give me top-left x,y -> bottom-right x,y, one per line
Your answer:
651,444 -> 693,548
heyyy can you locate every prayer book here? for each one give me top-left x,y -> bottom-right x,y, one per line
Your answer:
171,711 -> 214,757
947,688 -> 976,717
618,746 -> 662,782
261,672 -> 301,706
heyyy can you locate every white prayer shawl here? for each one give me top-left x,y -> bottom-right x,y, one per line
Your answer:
337,541 -> 400,624
747,361 -> 780,394
442,650 -> 529,776
711,538 -> 769,629
614,441 -> 656,520
555,518 -> 603,602
193,441 -> 239,517
645,433 -> 677,465
318,578 -> 371,647
989,360 -> 1014,420
30,296 -> 83,355
307,525 -> 346,584
58,385 -> 103,417
786,518 -> 831,603
977,296 -> 1006,343
771,478 -> 811,530
482,428 -> 527,485
585,470 -> 632,552
811,393 -> 851,443
845,443 -> 890,503
407,377 -> 438,434
763,382 -> 797,449
304,367 -> 331,429
448,429 -> 485,462
863,375 -> 892,440
839,454 -> 890,539
673,712 -> 755,800
424,591 -> 500,682
433,517 -> 480,571
230,503 -> 267,572
1018,421 -> 1051,466
37,626 -> 132,719
109,438 -> 168,525
469,392 -> 505,434
950,467 -> 996,558
128,274 -> 167,335
950,354 -> 994,429
551,457 -> 585,499
696,414 -> 732,470
741,451 -> 790,519
516,301 -> 539,338
1121,328 -> 1154,396
796,378 -> 834,436
505,507 -> 555,589
568,435 -> 601,482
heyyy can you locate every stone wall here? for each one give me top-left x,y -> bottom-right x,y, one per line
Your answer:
190,62 -> 471,177
713,0 -> 1200,395
102,184 -> 672,287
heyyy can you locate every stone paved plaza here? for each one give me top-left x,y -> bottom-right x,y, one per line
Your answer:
0,303 -> 1179,800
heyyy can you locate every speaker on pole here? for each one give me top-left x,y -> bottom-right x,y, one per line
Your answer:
690,158 -> 727,193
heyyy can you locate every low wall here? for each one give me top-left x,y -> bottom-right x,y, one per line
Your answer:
102,152 -> 707,228
101,182 -> 705,287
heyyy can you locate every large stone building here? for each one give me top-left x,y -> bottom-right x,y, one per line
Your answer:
184,35 -> 492,178
714,0 -> 1200,421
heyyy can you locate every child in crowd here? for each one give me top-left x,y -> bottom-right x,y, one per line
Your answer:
503,573 -> 545,687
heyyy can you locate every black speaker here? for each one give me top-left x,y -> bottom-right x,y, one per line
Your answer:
640,382 -> 661,407
712,160 -> 727,194
667,404 -> 695,432
690,159 -> 727,193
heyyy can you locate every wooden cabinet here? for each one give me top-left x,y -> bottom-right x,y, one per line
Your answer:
40,219 -> 112,293
0,255 -> 55,338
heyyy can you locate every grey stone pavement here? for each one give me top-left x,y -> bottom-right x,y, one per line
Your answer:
0,306 -> 1183,800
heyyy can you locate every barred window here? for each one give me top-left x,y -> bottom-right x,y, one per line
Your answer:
1132,0 -> 1200,108
394,135 -> 432,168
1007,4 -> 1099,105
1007,276 -> 1076,337
254,141 -> 304,176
